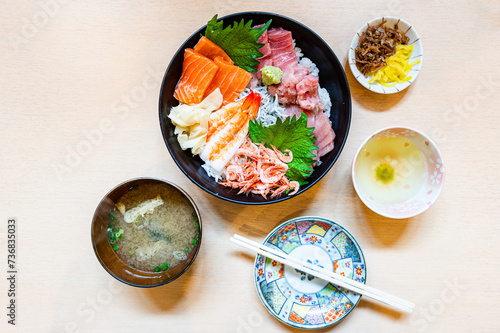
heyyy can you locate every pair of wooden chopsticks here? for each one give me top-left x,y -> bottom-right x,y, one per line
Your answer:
230,234 -> 415,313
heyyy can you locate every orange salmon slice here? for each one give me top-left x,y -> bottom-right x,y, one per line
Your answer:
204,57 -> 251,103
193,36 -> 233,64
174,48 -> 219,105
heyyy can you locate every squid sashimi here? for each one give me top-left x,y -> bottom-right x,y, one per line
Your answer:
200,91 -> 261,174
204,57 -> 252,103
193,36 -> 233,64
174,48 -> 219,105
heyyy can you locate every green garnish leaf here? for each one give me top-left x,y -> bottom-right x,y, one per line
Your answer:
154,266 -> 160,272
109,211 -> 115,220
204,14 -> 272,72
113,245 -> 119,250
161,263 -> 168,270
249,113 -> 318,185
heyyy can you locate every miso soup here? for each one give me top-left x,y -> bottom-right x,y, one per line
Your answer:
107,183 -> 199,272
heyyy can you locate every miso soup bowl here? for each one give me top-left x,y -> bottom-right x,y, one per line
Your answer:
91,178 -> 202,287
352,127 -> 445,219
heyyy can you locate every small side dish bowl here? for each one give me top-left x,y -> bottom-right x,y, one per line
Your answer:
159,12 -> 351,205
348,17 -> 423,94
254,216 -> 366,329
91,178 -> 202,287
352,127 -> 445,219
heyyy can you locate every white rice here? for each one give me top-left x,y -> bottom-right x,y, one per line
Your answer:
298,57 -> 319,77
294,45 -> 303,58
319,87 -> 332,118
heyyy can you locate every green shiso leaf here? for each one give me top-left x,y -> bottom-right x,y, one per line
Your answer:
204,14 -> 271,72
249,113 -> 318,185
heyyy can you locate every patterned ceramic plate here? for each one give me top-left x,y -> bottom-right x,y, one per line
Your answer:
254,217 -> 366,329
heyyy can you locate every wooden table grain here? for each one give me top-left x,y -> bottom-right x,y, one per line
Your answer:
1,1 -> 499,332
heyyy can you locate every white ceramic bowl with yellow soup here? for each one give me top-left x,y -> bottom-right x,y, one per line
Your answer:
348,17 -> 423,94
352,127 -> 444,219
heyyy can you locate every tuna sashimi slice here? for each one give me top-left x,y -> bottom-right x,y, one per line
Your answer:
315,125 -> 335,150
268,65 -> 309,105
317,141 -> 334,158
258,43 -> 272,58
284,104 -> 303,120
255,24 -> 268,43
255,24 -> 271,58
311,112 -> 331,141
267,28 -> 297,70
268,29 -> 294,50
296,75 -> 325,112
284,105 -> 335,159
312,111 -> 335,158
272,53 -> 298,71
204,57 -> 251,103
193,36 -> 233,64
174,49 -> 219,105
284,105 -> 314,127
253,24 -> 272,78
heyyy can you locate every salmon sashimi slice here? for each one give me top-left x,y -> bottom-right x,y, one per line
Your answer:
201,91 -> 262,174
174,48 -> 219,105
204,57 -> 252,103
193,36 -> 233,64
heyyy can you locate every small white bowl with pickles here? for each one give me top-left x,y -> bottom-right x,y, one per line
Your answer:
348,17 -> 423,94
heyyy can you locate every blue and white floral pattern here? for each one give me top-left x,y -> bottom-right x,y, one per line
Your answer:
254,217 -> 366,329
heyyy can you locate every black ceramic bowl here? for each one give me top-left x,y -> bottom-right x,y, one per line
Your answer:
159,12 -> 351,205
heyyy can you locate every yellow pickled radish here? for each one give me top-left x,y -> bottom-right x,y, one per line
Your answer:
368,45 -> 420,87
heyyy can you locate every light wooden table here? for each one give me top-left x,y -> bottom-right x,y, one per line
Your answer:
1,1 -> 499,332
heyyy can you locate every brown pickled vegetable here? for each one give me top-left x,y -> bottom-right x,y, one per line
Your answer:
355,19 -> 410,76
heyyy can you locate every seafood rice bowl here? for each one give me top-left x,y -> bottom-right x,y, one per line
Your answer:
159,12 -> 351,204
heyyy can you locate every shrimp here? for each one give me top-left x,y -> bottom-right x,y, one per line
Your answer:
201,91 -> 262,174
272,146 -> 293,163
219,137 -> 300,198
